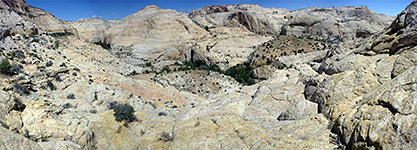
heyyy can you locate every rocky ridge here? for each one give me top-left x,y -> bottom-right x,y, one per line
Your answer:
71,4 -> 393,70
0,0 -> 75,37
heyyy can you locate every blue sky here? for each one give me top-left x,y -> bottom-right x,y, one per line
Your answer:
26,0 -> 413,22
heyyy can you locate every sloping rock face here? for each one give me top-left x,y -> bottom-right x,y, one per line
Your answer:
0,0 -> 75,37
190,26 -> 270,69
281,6 -> 394,42
0,126 -> 43,150
105,5 -> 208,62
371,0 -> 417,55
190,4 -> 394,42
72,18 -> 113,42
306,1 -> 417,149
72,4 -> 394,70
189,4 -> 289,34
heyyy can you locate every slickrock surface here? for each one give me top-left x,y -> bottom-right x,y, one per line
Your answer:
0,0 -> 75,37
281,6 -> 394,42
3,0 -> 417,149
72,18 -> 114,42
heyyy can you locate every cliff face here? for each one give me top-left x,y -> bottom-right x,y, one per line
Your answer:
2,0 -> 417,149
189,4 -> 290,35
0,0 -> 75,37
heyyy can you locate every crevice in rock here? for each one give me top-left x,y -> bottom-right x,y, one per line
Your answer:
377,101 -> 399,115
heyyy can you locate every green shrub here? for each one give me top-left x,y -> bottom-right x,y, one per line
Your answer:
55,41 -> 60,48
0,58 -> 13,75
13,82 -> 30,95
94,92 -> 98,101
108,102 -> 136,123
145,61 -> 152,67
225,64 -> 256,85
67,94 -> 75,99
46,80 -> 57,90
161,66 -> 171,73
93,41 -> 111,50
182,60 -> 220,72
63,103 -> 72,109
12,96 -> 26,111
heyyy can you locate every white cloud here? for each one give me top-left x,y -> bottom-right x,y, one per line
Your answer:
92,15 -> 102,18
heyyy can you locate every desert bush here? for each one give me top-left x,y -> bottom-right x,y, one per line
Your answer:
0,58 -> 13,75
94,92 -> 98,101
161,66 -> 171,73
67,94 -> 75,99
93,41 -> 111,50
145,61 -> 152,67
45,61 -> 53,67
13,82 -> 30,96
12,96 -> 26,111
63,103 -> 72,109
225,64 -> 256,85
159,132 -> 174,142
46,80 -> 57,90
108,102 -> 136,123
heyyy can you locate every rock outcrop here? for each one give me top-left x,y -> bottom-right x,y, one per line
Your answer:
189,4 -> 289,34
281,6 -> 394,42
307,1 -> 417,149
72,18 -> 113,42
0,0 -> 76,37
70,4 -> 393,70
105,5 -> 208,62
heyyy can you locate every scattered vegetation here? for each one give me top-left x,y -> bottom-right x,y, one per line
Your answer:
159,132 -> 174,142
10,50 -> 25,59
13,82 -> 30,96
225,64 -> 256,85
0,58 -> 13,75
145,61 -> 152,67
63,103 -> 72,109
94,92 -> 98,101
67,94 -> 76,99
12,96 -> 26,111
46,80 -> 57,90
55,74 -> 62,82
0,120 -> 9,129
251,35 -> 329,67
45,61 -> 53,67
141,59 -> 257,85
161,66 -> 172,73
174,60 -> 220,72
55,41 -> 60,48
158,112 -> 167,116
108,102 -> 136,124
46,32 -> 74,37
93,41 -> 111,50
